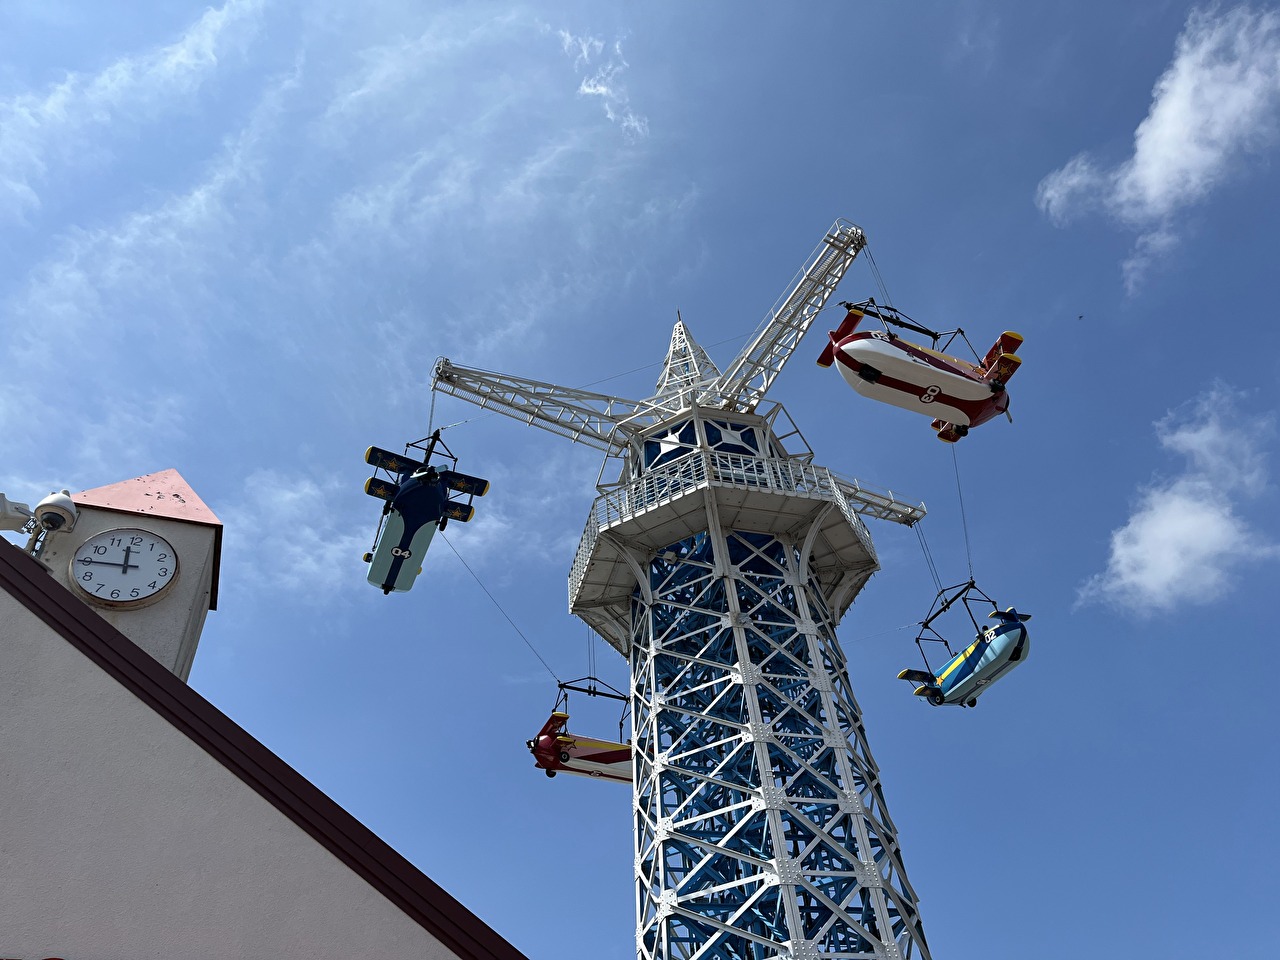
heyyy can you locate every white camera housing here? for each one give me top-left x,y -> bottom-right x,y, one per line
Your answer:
34,490 -> 77,532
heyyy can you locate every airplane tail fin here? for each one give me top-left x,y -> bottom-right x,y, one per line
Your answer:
817,307 -> 865,367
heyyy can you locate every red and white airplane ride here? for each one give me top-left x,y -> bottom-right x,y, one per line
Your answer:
818,300 -> 1024,442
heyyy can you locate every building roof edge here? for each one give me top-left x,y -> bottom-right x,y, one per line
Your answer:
0,540 -> 528,960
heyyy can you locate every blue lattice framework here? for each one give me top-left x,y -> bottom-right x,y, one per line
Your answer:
568,409 -> 931,960
432,219 -> 933,960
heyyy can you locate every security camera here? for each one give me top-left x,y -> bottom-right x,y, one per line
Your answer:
34,490 -> 77,532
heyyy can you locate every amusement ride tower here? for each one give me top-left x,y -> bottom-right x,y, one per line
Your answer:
433,220 -> 932,960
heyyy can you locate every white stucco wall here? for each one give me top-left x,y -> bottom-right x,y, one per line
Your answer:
0,589 -> 464,960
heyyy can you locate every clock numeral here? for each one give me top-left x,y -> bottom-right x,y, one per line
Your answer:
148,581 -> 158,589
81,571 -> 93,582
158,568 -> 169,577
157,553 -> 168,562
93,545 -> 107,555
130,588 -> 140,598
95,584 -> 106,594
110,589 -> 121,599
130,536 -> 143,546
110,537 -> 122,547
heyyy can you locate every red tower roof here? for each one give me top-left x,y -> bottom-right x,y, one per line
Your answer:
73,468 -> 222,527
73,468 -> 223,609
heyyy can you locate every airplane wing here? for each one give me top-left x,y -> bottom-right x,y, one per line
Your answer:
535,711 -> 570,740
442,502 -> 475,522
365,446 -> 426,475
896,668 -> 935,685
364,477 -> 399,501
988,607 -> 1032,622
440,470 -> 489,496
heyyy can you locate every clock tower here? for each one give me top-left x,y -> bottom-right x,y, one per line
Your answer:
38,468 -> 222,682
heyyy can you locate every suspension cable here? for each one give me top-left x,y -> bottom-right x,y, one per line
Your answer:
849,622 -> 921,643
586,622 -> 597,680
438,531 -> 561,683
915,522 -> 943,592
864,245 -> 895,309
951,446 -> 975,579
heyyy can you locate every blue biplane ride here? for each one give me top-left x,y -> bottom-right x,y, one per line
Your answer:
361,430 -> 488,595
897,580 -> 1031,707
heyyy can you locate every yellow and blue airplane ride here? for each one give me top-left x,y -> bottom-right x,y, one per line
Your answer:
898,581 -> 1031,707
361,430 -> 488,595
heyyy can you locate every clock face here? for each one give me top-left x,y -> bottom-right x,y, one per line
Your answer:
70,527 -> 179,608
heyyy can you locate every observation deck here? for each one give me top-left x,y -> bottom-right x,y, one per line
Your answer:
569,449 -> 925,656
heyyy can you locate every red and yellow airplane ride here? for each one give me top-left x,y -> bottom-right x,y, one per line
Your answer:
818,300 -> 1024,442
527,711 -> 632,784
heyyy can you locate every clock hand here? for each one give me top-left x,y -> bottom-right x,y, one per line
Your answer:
120,545 -> 138,574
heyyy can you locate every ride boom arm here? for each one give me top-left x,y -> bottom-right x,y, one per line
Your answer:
710,219 -> 867,413
431,358 -> 650,455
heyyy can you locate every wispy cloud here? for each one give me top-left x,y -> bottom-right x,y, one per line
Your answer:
319,9 -> 522,134
1,5 -> 691,510
1035,5 -> 1280,291
440,446 -> 597,569
220,469 -> 370,599
1078,385 -> 1279,614
5,59 -> 301,368
556,30 -> 648,138
0,0 -> 264,223
948,7 -> 1000,71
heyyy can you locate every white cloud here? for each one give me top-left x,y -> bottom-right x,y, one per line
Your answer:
220,469 -> 370,598
320,9 -> 522,132
0,6 -> 691,498
438,445 -> 597,569
0,365 -> 188,489
0,0 -> 264,223
556,31 -> 648,138
1079,385 -> 1279,614
948,7 -> 1000,71
1035,5 -> 1280,290
1035,154 -> 1103,226
4,60 -> 301,375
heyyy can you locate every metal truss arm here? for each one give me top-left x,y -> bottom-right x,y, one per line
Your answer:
431,358 -> 652,455
711,219 -> 867,412
834,474 -> 927,526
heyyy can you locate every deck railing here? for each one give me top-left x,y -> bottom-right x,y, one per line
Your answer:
569,451 -> 923,606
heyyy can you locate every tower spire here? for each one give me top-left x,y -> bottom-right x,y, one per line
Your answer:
652,314 -> 720,402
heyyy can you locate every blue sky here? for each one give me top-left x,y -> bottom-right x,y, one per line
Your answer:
3,2 -> 1280,957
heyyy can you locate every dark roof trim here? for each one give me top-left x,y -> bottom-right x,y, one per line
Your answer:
0,542 -> 529,960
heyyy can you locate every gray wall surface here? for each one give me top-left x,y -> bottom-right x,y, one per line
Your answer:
0,590 -> 459,960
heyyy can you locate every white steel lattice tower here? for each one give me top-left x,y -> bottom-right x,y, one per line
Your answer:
433,220 -> 933,960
